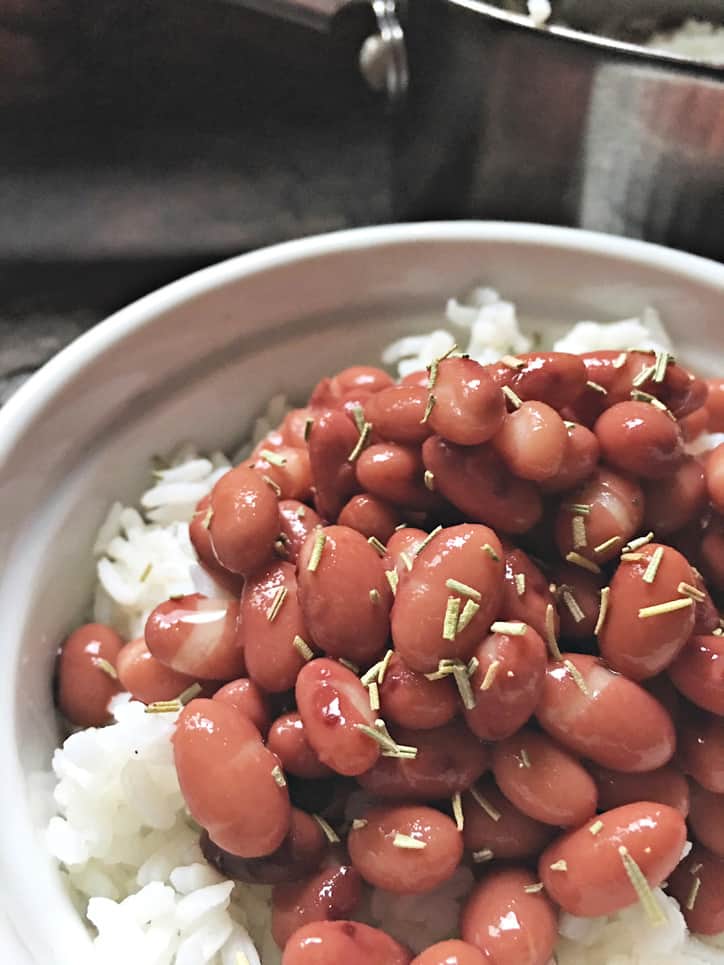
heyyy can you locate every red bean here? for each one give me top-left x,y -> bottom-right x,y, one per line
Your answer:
295,658 -> 380,777
173,698 -> 290,857
282,921 -> 411,965
706,443 -> 724,513
356,442 -> 437,511
680,406 -> 709,443
536,653 -> 676,771
347,803 -> 463,894
500,545 -> 558,642
278,499 -> 323,565
701,521 -> 724,592
358,721 -> 489,800
391,523 -> 504,673
591,764 -> 690,816
707,378 -> 724,431
307,408 -> 361,521
337,493 -> 401,543
145,593 -> 244,680
310,366 -> 395,409
598,543 -> 697,679
667,844 -> 724,936
297,525 -> 392,665
189,494 -> 244,595
691,570 -> 720,635
402,370 -> 430,388
669,634 -> 724,714
379,652 -> 459,731
461,866 -> 558,965
426,357 -> 506,446
688,781 -> 724,858
58,623 -> 124,727
487,351 -> 587,410
238,561 -> 312,693
422,437 -> 542,534
279,407 -> 314,448
273,859 -> 364,949
411,940 -> 487,965
552,562 -> 604,642
364,384 -> 433,445
679,710 -> 724,793
267,712 -> 333,780
462,777 -> 555,861
249,446 -> 313,503
539,421 -> 600,493
207,465 -> 279,576
115,637 -> 193,705
643,673 -> 684,726
492,401 -> 567,482
200,807 -> 326,884
539,801 -> 686,917
493,728 -> 597,827
384,527 -> 427,584
594,401 -> 685,479
642,457 -> 707,536
213,678 -> 272,736
463,626 -> 547,741
554,468 -> 644,565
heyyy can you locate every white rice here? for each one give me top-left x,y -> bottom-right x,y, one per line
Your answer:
647,20 -> 724,65
48,291 -> 723,964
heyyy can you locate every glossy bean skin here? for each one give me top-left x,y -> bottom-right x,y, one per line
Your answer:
536,653 -> 676,772
391,523 -> 504,673
337,493 -> 401,543
282,921 -> 411,965
598,543 -> 696,680
691,570 -> 720,635
464,627 -> 547,741
295,659 -> 380,777
267,713 -> 333,780
667,845 -> 724,936
383,527 -> 428,584
358,721 -> 489,800
427,357 -> 506,446
189,493 -> 244,595
280,407 -> 314,448
487,351 -> 587,410
594,401 -> 685,479
145,594 -> 244,680
411,940 -> 487,965
680,405 -> 709,443
500,545 -> 558,642
706,443 -> 724,513
278,499 -> 323,565
669,634 -> 724,714
310,366 -> 395,408
207,465 -> 279,576
422,437 -> 542,534
462,777 -> 555,861
402,369 -> 430,388
297,525 -> 392,664
492,728 -> 598,827
356,443 -> 438,511
642,457 -> 707,536
58,623 -> 124,727
591,764 -> 690,816
539,801 -> 687,917
307,408 -> 361,521
238,561 -> 311,693
554,468 -> 644,565
552,562 -> 604,642
688,781 -> 724,858
249,445 -> 313,503
701,521 -> 724,592
539,422 -> 600,493
116,637 -> 197,705
679,710 -> 724,793
213,678 -> 272,736
492,401 -> 567,482
200,807 -> 326,885
173,698 -> 291,857
379,652 -> 459,731
273,858 -> 364,949
364,384 -> 433,445
706,378 -> 724,431
347,804 -> 463,894
461,867 -> 558,965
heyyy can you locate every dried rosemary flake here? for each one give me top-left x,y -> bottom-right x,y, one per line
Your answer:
524,883 -> 545,894
385,569 -> 399,595
293,635 -> 314,661
348,422 -> 372,462
618,846 -> 666,927
653,351 -> 673,383
307,530 -> 327,572
352,818 -> 368,830
515,573 -> 526,596
677,581 -> 706,603
400,552 -> 414,572
368,681 -> 380,712
421,393 -> 437,424
446,578 -> 482,601
92,657 -> 118,680
482,543 -> 501,562
453,661 -> 476,710
586,380 -> 607,395
313,814 -> 340,844
480,659 -> 501,691
642,546 -> 664,585
502,385 -> 523,409
631,389 -> 658,405
351,404 -> 366,434
519,748 -> 531,768
594,535 -> 621,555
202,506 -> 214,530
369,588 -> 381,604
564,659 -> 591,697
613,352 -> 628,369
572,515 -> 588,550
145,700 -> 182,715
472,848 -> 495,864
690,862 -> 703,876
594,587 -> 611,636
260,448 -> 287,467
545,604 -> 563,660
178,682 -> 203,705
424,470 -> 436,492
632,364 -> 656,388
274,539 -> 291,559
471,789 -> 501,822
355,722 -> 417,759
339,658 -> 360,674
686,876 -> 702,911
296,505 -> 306,518
262,475 -> 282,497
501,354 -> 525,370
368,536 -> 387,557
491,621 -> 528,636
452,791 -> 465,831
416,525 -> 442,556
443,597 -> 462,641
467,656 -> 480,677
620,553 -> 645,562
378,649 -> 394,685
589,820 -> 604,836
562,590 -> 586,624
625,532 -> 655,552
639,598 -> 694,618
713,628 -> 724,637
139,562 -> 153,583
427,359 -> 440,391
550,860 -> 568,872
565,552 -> 601,575
563,420 -> 577,430
271,765 -> 287,788
565,503 -> 592,516
361,661 -> 383,686
303,417 -> 314,442
457,599 -> 481,633
266,586 -> 288,622
395,523 -> 408,531
393,833 -> 427,850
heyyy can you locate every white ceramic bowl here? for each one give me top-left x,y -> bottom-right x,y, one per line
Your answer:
1,222 -> 723,965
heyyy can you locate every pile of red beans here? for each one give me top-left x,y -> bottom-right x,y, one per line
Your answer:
58,349 -> 724,965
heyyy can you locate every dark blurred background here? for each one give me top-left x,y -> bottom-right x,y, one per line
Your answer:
0,0 -> 389,402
